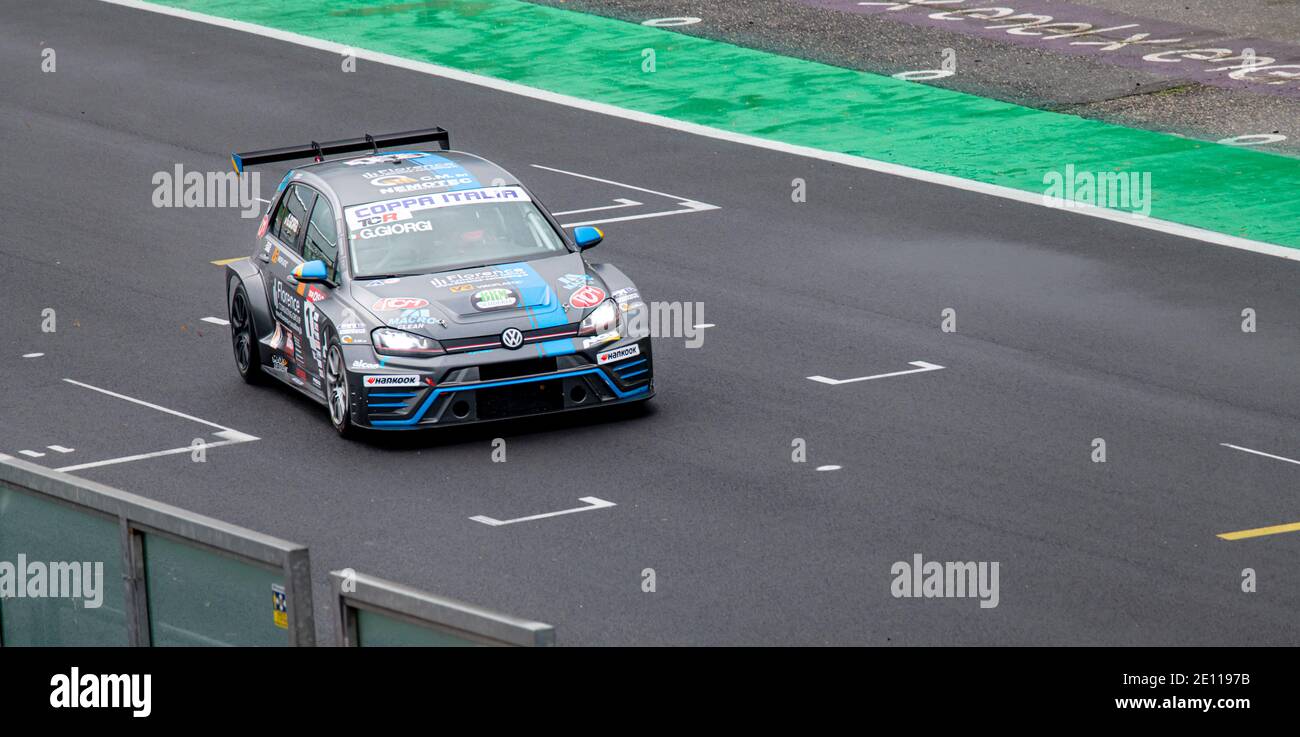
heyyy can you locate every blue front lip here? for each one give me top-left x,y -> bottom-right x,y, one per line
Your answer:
367,366 -> 648,427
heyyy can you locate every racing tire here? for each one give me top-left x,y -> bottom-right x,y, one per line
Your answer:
229,284 -> 265,385
324,331 -> 361,439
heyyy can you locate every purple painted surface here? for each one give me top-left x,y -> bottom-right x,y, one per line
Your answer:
800,0 -> 1300,97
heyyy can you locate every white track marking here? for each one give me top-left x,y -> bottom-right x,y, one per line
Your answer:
816,465 -> 842,471
1220,443 -> 1300,466
95,0 -> 1300,261
18,450 -> 45,458
532,165 -> 706,200
470,496 -> 616,527
63,378 -> 233,431
551,198 -> 642,216
47,445 -> 75,453
22,353 -> 43,358
807,361 -> 945,385
51,381 -> 260,471
532,165 -> 720,227
561,200 -> 718,228
694,323 -> 716,329
201,317 -> 230,326
57,435 -> 251,472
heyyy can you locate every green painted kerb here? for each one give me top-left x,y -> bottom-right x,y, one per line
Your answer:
154,0 -> 1300,247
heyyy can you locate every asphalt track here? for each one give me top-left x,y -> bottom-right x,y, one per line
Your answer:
3,0 -> 1299,645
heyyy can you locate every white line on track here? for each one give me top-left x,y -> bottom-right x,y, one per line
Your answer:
551,198 -> 642,216
531,165 -> 719,227
97,0 -> 1300,262
47,445 -> 75,453
470,496 -> 616,527
1220,443 -> 1300,466
18,450 -> 45,458
807,361 -> 945,386
22,353 -> 43,358
53,380 -> 260,471
57,431 -> 256,472
63,378 -> 232,431
201,317 -> 230,326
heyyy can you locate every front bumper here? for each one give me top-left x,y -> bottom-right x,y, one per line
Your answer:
349,337 -> 653,429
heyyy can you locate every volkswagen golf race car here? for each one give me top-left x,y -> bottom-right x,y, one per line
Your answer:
223,128 -> 653,437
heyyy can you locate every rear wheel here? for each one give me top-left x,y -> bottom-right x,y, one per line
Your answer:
229,284 -> 264,384
325,335 -> 360,439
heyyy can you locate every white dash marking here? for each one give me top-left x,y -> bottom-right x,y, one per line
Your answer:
470,496 -> 615,527
47,445 -> 75,453
201,317 -> 230,326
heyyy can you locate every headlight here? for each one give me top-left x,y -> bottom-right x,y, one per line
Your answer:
578,299 -> 620,337
372,328 -> 445,357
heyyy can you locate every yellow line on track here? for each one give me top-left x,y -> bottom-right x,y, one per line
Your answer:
1217,522 -> 1300,541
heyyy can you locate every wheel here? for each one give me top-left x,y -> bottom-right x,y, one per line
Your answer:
229,284 -> 265,385
325,333 -> 361,439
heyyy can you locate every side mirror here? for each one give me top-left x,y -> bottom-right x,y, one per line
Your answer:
573,226 -> 603,250
292,260 -> 331,284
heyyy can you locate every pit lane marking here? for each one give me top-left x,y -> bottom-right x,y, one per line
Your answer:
470,496 -> 615,527
530,164 -> 720,227
807,361 -> 945,386
53,379 -> 259,472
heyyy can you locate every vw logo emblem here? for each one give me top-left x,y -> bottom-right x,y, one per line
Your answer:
501,327 -> 524,350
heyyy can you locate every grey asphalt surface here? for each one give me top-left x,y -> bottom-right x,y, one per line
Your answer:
2,0 -> 1299,645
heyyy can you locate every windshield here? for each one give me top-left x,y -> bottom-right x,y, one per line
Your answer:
345,186 -> 568,278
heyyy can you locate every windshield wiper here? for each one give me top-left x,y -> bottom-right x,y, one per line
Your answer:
354,272 -> 423,280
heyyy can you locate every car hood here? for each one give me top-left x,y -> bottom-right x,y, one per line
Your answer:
349,253 -> 607,340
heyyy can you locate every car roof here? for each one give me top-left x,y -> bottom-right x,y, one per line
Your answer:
298,149 -> 521,207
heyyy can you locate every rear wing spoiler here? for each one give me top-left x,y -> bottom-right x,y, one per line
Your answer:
230,127 -> 450,173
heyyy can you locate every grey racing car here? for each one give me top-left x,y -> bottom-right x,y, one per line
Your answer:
224,128 -> 653,437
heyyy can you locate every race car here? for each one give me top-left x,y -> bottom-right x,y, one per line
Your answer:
224,128 -> 653,437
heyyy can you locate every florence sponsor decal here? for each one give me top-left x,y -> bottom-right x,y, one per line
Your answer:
569,285 -> 606,309
597,344 -> 640,365
363,374 -> 421,387
372,297 -> 428,311
430,266 -> 527,288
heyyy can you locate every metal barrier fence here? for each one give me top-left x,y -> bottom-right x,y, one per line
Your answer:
332,570 -> 555,647
0,454 -> 314,646
0,455 -> 554,646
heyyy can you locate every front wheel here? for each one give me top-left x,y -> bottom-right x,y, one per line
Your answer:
229,284 -> 265,385
325,335 -> 361,439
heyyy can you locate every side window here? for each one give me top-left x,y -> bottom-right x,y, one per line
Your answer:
270,184 -> 315,253
302,196 -> 338,270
